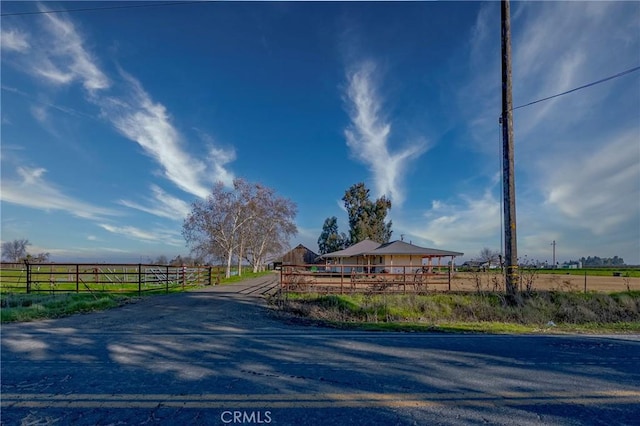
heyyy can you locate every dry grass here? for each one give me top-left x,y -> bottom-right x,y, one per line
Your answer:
276,290 -> 640,331
450,272 -> 640,293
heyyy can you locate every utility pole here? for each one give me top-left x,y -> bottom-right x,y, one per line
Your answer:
551,240 -> 556,269
501,0 -> 518,299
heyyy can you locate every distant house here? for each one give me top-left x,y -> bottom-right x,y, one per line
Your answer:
319,239 -> 463,274
461,260 -> 483,270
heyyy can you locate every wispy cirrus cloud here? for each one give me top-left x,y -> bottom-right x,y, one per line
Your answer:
119,184 -> 191,221
444,2 -> 640,263
417,191 -> 501,248
98,223 -> 182,246
5,6 -> 235,201
541,128 -> 639,236
35,4 -> 110,92
203,132 -> 236,188
344,61 -> 429,206
39,10 -> 234,198
0,165 -> 118,219
101,71 -> 215,199
1,28 -> 30,52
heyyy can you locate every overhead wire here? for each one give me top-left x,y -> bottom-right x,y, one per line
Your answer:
511,65 -> 640,112
496,65 -> 639,268
1,2 -> 203,17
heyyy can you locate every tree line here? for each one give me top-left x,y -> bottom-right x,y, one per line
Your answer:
1,239 -> 50,263
577,256 -> 625,266
317,182 -> 393,254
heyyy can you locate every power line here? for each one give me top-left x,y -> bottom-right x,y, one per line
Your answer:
512,65 -> 640,111
1,2 -> 203,17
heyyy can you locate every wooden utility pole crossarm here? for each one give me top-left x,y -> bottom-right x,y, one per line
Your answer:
501,0 -> 519,298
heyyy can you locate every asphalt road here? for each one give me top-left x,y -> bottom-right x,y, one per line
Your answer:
2,274 -> 639,425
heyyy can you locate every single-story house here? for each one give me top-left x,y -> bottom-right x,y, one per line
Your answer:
319,239 -> 463,274
316,239 -> 381,271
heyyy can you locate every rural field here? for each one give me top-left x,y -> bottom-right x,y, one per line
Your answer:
449,272 -> 639,293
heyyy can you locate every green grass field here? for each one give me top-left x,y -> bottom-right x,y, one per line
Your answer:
535,268 -> 640,277
0,293 -> 130,322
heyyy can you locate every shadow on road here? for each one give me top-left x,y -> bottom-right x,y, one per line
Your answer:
2,274 -> 640,425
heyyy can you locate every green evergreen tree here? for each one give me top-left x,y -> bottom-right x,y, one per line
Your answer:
342,182 -> 392,245
317,216 -> 347,255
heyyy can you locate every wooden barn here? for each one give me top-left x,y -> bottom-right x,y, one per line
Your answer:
279,244 -> 320,266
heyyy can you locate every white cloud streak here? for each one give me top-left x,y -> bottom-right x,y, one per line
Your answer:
119,185 -> 191,221
101,71 -> 215,199
344,61 -> 429,206
98,223 -> 182,246
542,129 -> 640,236
419,191 -> 502,248
1,29 -> 30,52
0,166 -> 118,220
207,145 -> 236,188
6,8 -> 235,202
36,5 -> 110,92
450,2 -> 640,263
38,14 -> 236,198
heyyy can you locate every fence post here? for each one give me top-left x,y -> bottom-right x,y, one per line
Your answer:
403,266 -> 406,293
182,265 -> 186,290
584,270 -> 587,293
208,266 -> 213,286
448,267 -> 451,292
138,263 -> 142,296
25,261 -> 31,294
166,265 -> 170,293
76,264 -> 79,293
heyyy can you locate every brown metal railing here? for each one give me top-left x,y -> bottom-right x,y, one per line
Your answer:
280,263 -> 454,294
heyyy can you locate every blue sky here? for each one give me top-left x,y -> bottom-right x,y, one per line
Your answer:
1,1 -> 639,265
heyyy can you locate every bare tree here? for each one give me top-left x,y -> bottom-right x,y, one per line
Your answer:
478,247 -> 500,269
243,183 -> 297,272
183,180 -> 251,278
31,252 -> 50,263
1,239 -> 31,262
154,255 -> 169,265
183,179 -> 296,278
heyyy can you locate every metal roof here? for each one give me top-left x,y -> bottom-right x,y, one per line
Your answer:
367,240 -> 463,257
320,239 -> 463,258
319,239 -> 381,258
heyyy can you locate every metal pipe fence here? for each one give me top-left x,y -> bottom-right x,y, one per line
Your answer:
0,262 -> 217,296
279,265 -> 639,294
280,263 -> 454,294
